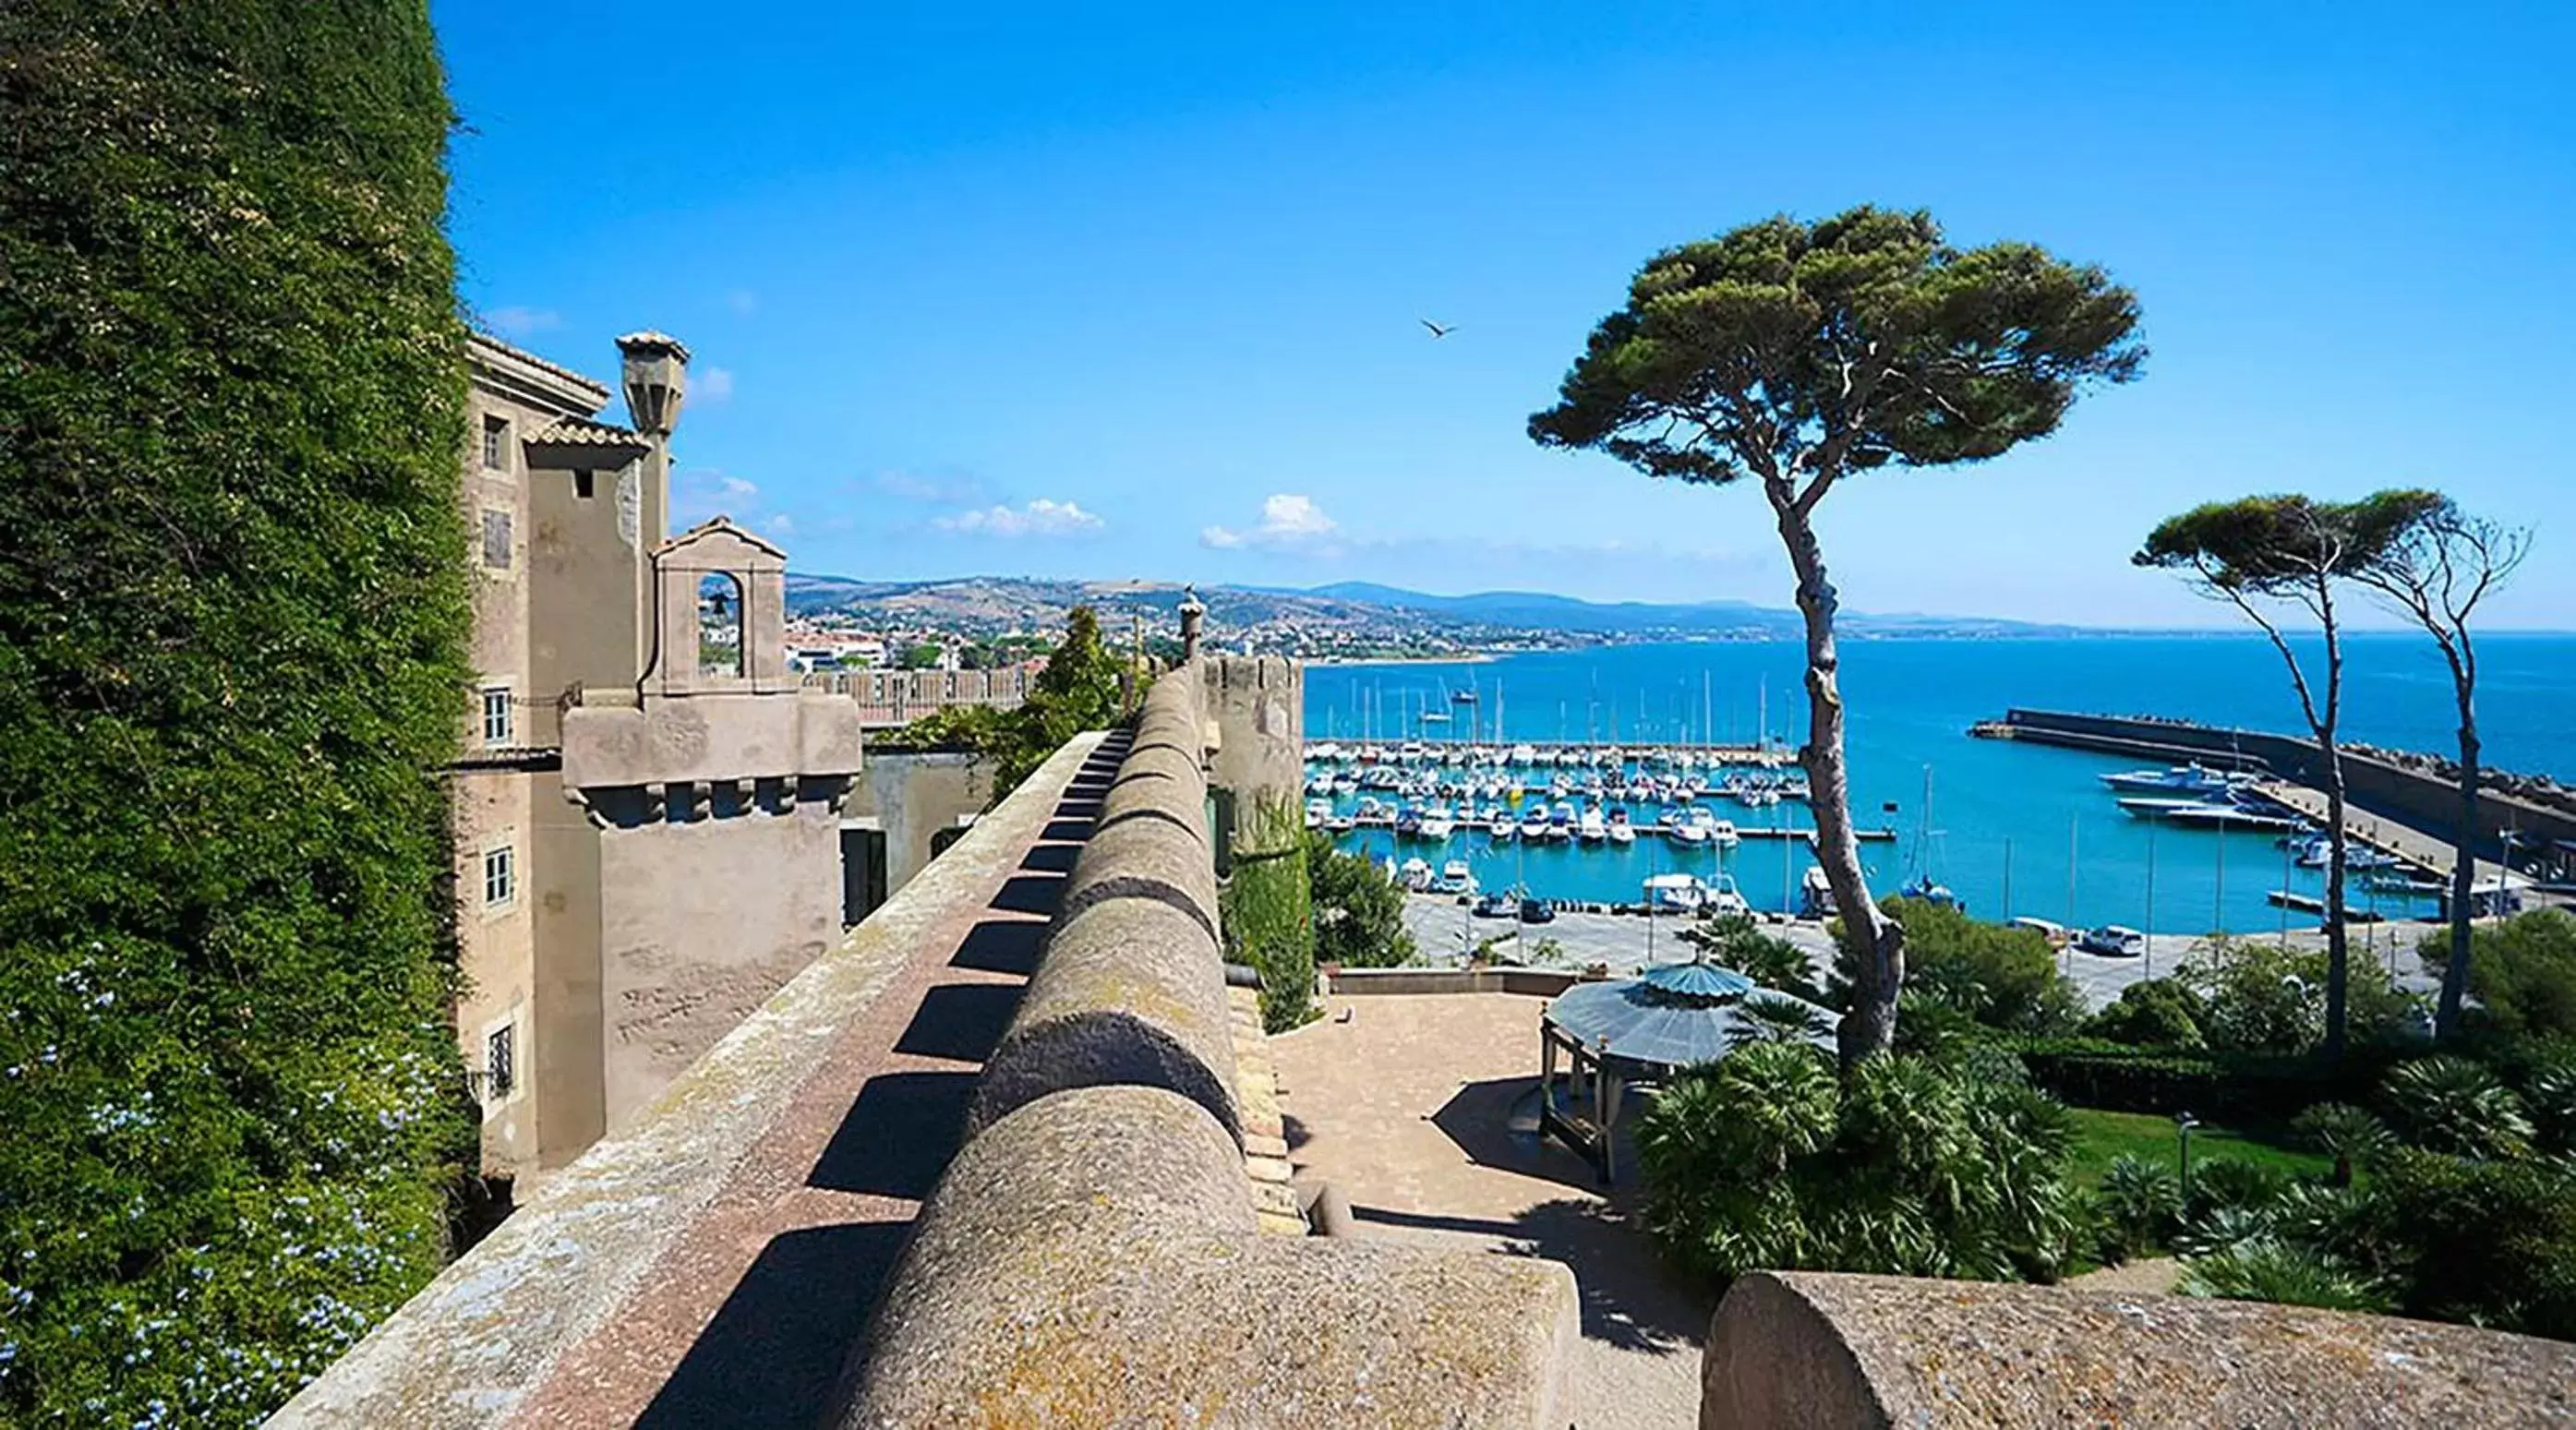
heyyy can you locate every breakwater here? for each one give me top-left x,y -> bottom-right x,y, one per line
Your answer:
1976,709 -> 2576,871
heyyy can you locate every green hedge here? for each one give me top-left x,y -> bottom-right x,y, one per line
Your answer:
2012,1038 -> 2396,1122
0,2 -> 474,1423
1222,797 -> 1315,1032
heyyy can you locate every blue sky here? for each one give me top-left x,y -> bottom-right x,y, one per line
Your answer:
434,1 -> 2572,628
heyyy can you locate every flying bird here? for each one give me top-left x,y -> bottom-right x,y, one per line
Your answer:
1419,318 -> 1454,339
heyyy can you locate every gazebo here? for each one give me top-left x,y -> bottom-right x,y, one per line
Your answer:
1536,958 -> 1838,1183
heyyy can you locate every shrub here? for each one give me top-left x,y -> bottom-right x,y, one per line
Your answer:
2451,909 -> 2576,1040
1840,898 -> 2082,1036
1306,828 -> 1414,973
2524,1061 -> 2576,1156
1637,1044 -> 2081,1285
2354,1149 -> 2576,1340
1222,797 -> 1315,1033
2379,1056 -> 2533,1160
0,1 -> 474,1420
2184,937 -> 2423,1054
2083,979 -> 2208,1050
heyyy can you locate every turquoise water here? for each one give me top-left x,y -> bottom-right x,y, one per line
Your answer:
1306,634 -> 2576,936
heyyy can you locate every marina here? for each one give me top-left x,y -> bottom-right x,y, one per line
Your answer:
1303,637 -> 2576,934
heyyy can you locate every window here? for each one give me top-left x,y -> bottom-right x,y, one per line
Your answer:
481,687 -> 512,746
482,415 -> 510,470
483,844 -> 515,909
481,509 -> 513,571
485,1024 -> 516,1100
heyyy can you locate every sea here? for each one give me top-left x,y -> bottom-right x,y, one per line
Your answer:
1304,633 -> 2576,938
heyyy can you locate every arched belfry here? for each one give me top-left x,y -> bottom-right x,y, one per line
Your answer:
641,517 -> 790,696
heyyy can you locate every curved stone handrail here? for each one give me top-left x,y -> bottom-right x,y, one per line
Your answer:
840,670 -> 1583,1426
1703,1270 -> 2576,1429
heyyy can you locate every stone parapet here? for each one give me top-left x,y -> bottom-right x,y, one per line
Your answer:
1703,1270 -> 2576,1429
267,734 -> 1109,1429
838,669 -> 1582,1426
561,687 -> 862,793
843,1086 -> 1579,1428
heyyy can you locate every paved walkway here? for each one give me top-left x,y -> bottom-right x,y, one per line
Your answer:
1272,991 -> 1710,1430
504,732 -> 1124,1430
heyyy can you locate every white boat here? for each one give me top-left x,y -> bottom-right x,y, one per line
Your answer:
1606,810 -> 1635,847
1643,872 -> 1711,912
1576,807 -> 1607,844
1709,875 -> 1751,919
1304,798 -> 1331,830
1518,807 -> 1550,841
1419,803 -> 1456,841
1399,857 -> 1434,893
2100,763 -> 2249,798
1437,859 -> 1475,895
1800,865 -> 1838,919
1488,811 -> 1516,841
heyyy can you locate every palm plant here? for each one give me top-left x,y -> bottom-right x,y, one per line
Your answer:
2381,1056 -> 2534,1160
2096,1155 -> 2184,1261
2523,1062 -> 2576,1157
2178,1238 -> 2391,1313
2293,1102 -> 2394,1186
1727,993 -> 1836,1050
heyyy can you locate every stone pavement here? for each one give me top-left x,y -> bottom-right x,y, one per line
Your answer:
1271,991 -> 1710,1430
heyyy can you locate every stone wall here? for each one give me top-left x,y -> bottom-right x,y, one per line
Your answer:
837,667 -> 1582,1427
1702,1270 -> 2576,1428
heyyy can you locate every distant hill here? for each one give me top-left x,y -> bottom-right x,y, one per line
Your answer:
785,573 -> 2077,644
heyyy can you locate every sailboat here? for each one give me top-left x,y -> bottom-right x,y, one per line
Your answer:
1899,765 -> 1965,911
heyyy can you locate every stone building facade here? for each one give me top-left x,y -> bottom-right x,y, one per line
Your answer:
451,330 -> 860,1183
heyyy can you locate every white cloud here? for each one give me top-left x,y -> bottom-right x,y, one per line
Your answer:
1201,493 -> 1338,551
696,366 -> 736,403
718,475 -> 759,499
764,513 -> 797,537
935,498 -> 1105,538
486,306 -> 560,338
728,289 -> 759,316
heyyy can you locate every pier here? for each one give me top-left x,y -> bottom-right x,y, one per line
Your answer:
2251,780 -> 2510,886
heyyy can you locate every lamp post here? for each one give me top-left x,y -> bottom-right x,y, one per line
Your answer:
2175,1111 -> 2201,1197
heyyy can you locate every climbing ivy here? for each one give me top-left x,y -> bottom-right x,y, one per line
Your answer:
0,2 -> 475,1422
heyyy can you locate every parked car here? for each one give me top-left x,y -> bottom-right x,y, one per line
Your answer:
1472,892 -> 1512,919
2076,924 -> 2147,957
1518,897 -> 1557,925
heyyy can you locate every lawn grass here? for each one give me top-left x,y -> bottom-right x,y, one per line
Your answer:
2064,1107 -> 2332,1188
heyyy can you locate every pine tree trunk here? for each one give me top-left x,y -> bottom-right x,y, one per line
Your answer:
2320,736 -> 2351,1063
1772,498 -> 1900,1065
2317,588 -> 2350,1064
2437,680 -> 2481,1040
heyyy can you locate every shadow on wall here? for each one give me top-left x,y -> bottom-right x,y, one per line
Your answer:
630,734 -> 1126,1430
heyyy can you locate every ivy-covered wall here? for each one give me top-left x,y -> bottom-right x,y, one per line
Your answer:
0,2 -> 475,1422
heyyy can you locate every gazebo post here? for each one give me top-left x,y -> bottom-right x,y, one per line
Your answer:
1601,1075 -> 1625,1184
